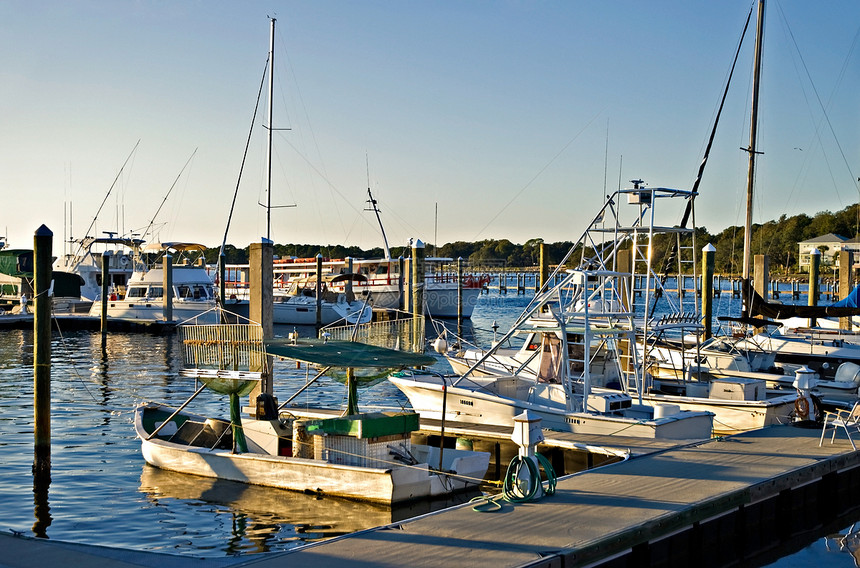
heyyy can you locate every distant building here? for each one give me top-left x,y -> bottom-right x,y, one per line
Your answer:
797,233 -> 860,272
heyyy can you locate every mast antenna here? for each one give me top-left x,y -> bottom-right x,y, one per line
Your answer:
364,163 -> 391,260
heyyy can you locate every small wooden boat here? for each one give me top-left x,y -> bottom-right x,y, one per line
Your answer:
135,401 -> 489,504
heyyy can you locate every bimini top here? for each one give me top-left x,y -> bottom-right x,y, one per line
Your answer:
265,338 -> 435,369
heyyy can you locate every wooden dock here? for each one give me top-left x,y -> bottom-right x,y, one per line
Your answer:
250,421 -> 860,567
0,313 -> 176,332
1,421 -> 858,567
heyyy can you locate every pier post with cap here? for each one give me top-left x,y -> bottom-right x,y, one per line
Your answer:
163,253 -> 173,323
809,248 -> 820,327
702,244 -> 715,340
33,225 -> 52,478
101,251 -> 110,333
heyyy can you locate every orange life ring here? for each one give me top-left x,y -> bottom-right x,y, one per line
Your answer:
794,397 -> 810,420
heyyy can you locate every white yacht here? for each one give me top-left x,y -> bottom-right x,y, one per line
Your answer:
89,242 -> 218,324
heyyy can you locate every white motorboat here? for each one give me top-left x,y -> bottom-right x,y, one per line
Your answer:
89,242 -> 218,324
54,233 -> 143,302
136,400 -> 488,504
392,184 -> 725,440
272,273 -> 372,326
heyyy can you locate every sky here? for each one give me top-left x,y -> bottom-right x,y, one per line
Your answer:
2,1 -> 859,256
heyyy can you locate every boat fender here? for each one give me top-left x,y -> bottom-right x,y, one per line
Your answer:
433,336 -> 448,354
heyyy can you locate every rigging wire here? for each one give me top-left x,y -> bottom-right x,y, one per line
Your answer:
140,148 -> 198,244
471,109 -> 604,242
71,140 -> 140,260
647,3 -> 754,319
220,57 -> 270,260
774,1 -> 860,214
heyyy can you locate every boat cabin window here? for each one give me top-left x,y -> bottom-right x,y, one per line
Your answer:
177,285 -> 191,299
192,285 -> 209,299
127,287 -> 147,299
148,286 -> 164,299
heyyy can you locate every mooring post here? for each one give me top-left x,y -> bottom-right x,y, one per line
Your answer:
702,244 -> 715,340
313,254 -> 322,327
219,252 -> 227,323
840,250 -> 853,330
753,254 -> 769,333
809,248 -> 820,328
163,252 -> 173,323
345,256 -> 354,299
248,239 -> 274,414
412,240 -> 425,351
100,250 -> 110,334
398,256 -> 405,312
33,225 -> 52,481
457,257 -> 463,337
539,242 -> 548,292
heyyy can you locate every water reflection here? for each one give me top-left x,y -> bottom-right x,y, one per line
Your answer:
826,523 -> 860,567
138,465 -> 398,552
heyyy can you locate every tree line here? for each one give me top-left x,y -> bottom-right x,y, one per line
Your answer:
206,203 -> 860,276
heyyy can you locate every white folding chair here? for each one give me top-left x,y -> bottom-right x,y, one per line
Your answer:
820,401 -> 860,451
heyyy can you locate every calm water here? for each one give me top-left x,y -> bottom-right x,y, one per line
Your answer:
0,279 -> 858,564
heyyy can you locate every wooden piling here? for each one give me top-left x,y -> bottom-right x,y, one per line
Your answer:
100,250 -> 110,333
840,250 -> 853,329
315,254 -> 323,327
162,253 -> 173,323
412,240 -> 425,340
539,242 -> 548,292
701,244 -> 715,340
248,240 -> 274,413
456,257 -> 463,336
398,256 -> 405,311
33,225 -> 52,479
345,257 -> 354,299
219,253 -> 226,322
809,248 -> 820,327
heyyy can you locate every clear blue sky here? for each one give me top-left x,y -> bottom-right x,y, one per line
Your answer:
2,1 -> 858,255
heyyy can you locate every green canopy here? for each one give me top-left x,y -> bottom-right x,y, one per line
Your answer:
0,250 -> 33,278
264,338 -> 435,369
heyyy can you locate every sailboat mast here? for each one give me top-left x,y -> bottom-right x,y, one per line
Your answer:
266,17 -> 276,241
742,0 -> 765,281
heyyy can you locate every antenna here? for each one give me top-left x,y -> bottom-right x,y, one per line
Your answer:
365,183 -> 391,260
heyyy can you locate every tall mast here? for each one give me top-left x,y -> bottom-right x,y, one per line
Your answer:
266,17 -> 275,241
742,0 -> 765,281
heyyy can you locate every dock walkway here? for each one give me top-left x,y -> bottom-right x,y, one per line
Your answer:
2,422 -> 858,567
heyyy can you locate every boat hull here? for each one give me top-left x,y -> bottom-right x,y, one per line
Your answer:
637,392 -> 795,436
354,283 -> 481,318
389,374 -> 713,440
135,403 -> 487,504
271,297 -> 371,326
